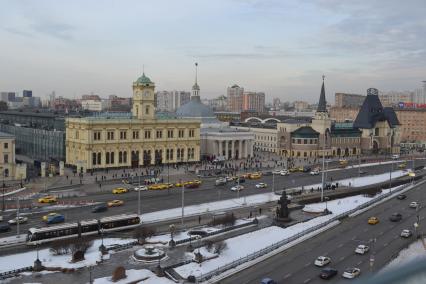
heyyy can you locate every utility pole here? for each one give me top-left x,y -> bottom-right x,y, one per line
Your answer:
16,197 -> 20,238
358,154 -> 361,177
181,180 -> 185,227
272,172 -> 275,194
321,133 -> 326,202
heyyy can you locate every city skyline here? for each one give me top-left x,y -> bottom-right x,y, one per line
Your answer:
0,0 -> 425,102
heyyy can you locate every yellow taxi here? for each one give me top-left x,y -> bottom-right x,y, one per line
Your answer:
107,200 -> 124,207
249,173 -> 262,179
297,167 -> 304,172
192,180 -> 202,185
368,216 -> 379,225
38,196 -> 57,203
112,187 -> 128,194
148,184 -> 168,190
165,183 -> 174,188
398,163 -> 406,169
174,181 -> 184,187
339,159 -> 348,168
289,167 -> 299,173
42,212 -> 60,221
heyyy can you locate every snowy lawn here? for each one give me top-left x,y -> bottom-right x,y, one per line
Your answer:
0,238 -> 133,273
93,268 -> 174,284
141,193 -> 278,223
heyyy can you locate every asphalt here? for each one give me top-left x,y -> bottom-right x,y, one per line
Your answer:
0,160 -> 423,242
220,180 -> 426,284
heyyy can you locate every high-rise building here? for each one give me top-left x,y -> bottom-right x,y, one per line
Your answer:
272,98 -> 281,110
242,92 -> 265,113
155,90 -> 190,112
22,90 -> 32,98
0,92 -> 15,102
335,93 -> 365,107
227,84 -> 244,112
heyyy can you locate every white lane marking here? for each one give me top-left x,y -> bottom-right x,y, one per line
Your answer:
303,278 -> 311,284
339,256 -> 345,261
338,243 -> 344,248
384,242 -> 388,247
284,273 -> 292,279
379,231 -> 384,236
304,262 -> 311,267
357,260 -> 363,265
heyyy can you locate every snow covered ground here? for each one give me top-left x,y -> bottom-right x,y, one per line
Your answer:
141,193 -> 278,223
93,268 -> 174,284
382,239 -> 426,272
0,238 -> 133,273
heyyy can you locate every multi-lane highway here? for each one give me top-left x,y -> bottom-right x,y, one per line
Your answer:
0,160 -> 422,245
221,180 -> 426,284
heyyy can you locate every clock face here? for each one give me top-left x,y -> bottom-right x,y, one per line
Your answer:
143,90 -> 150,97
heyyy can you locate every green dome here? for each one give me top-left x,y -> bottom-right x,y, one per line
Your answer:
135,73 -> 153,85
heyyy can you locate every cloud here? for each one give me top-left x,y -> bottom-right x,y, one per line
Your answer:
32,21 -> 75,40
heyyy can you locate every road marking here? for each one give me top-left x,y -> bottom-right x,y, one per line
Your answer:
352,235 -> 357,240
338,243 -> 344,248
357,260 -> 363,265
284,273 -> 292,279
384,242 -> 388,247
394,235 -> 399,239
304,262 -> 311,267
339,256 -> 345,261
303,278 -> 311,284
379,231 -> 384,236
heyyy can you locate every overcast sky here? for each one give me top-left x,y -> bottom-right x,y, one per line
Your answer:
0,0 -> 425,103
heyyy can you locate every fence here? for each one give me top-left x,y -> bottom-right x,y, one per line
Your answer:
0,266 -> 33,280
196,181 -> 418,282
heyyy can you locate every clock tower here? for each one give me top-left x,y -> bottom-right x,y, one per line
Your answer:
132,72 -> 155,120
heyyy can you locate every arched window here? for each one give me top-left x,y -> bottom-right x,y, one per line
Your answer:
4,169 -> 9,177
145,105 -> 150,115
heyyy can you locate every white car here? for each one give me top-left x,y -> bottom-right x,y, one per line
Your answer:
255,183 -> 267,188
314,256 -> 331,267
342,267 -> 361,279
355,244 -> 370,255
225,176 -> 234,182
392,154 -> 400,160
409,202 -> 419,209
280,170 -> 289,176
230,185 -> 244,191
401,229 -> 412,238
310,170 -> 320,175
8,216 -> 28,225
134,186 -> 148,191
272,170 -> 282,175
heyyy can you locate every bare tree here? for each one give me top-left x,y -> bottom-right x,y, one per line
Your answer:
213,241 -> 227,254
134,226 -> 156,244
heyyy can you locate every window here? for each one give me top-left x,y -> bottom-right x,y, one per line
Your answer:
4,143 -> 8,149
107,131 -> 114,140
93,131 -> 101,141
119,152 -> 123,163
123,151 -> 127,163
75,130 -> 79,139
120,131 -> 127,140
375,128 -> 379,136
106,152 -> 110,164
92,153 -> 97,165
167,129 -> 174,138
111,152 -> 115,164
189,129 -> 195,138
144,130 -> 151,139
178,129 -> 184,138
145,105 -> 150,115
297,139 -> 301,144
4,154 -> 8,164
132,131 -> 139,139
97,153 -> 101,165
156,130 -> 162,139
303,139 -> 307,144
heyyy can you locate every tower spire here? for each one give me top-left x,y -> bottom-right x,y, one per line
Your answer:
195,62 -> 198,85
192,62 -> 200,98
317,75 -> 327,112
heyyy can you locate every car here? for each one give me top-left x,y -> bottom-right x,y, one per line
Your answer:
230,185 -> 244,191
46,214 -> 65,224
0,223 -> 11,233
297,167 -> 304,172
355,244 -> 370,255
165,183 -> 174,188
272,169 -> 282,175
148,184 -> 167,190
368,216 -> 379,225
397,194 -> 407,200
401,229 -> 412,238
8,216 -> 28,225
260,278 -> 277,284
310,169 -> 320,175
359,170 -> 367,175
263,171 -> 273,176
398,163 -> 407,169
43,212 -> 60,222
289,167 -> 299,173
215,178 -> 227,186
112,187 -> 128,194
303,166 -> 311,173
235,177 -> 246,184
38,196 -> 57,203
314,256 -> 331,267
392,154 -> 400,160
255,183 -> 268,188
92,204 -> 108,213
249,173 -> 262,179
108,200 -> 124,207
409,202 -> 419,209
134,186 -> 148,191
390,213 -> 402,222
192,180 -> 202,185
319,268 -> 338,279
342,268 -> 361,279
225,176 -> 235,182
280,170 -> 289,176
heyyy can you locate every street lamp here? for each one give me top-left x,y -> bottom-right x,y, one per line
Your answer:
272,171 -> 275,194
324,196 -> 330,214
181,179 -> 185,227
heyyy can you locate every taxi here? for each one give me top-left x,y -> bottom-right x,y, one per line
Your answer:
249,173 -> 262,179
107,200 -> 124,207
38,196 -> 57,203
112,187 -> 128,194
398,163 -> 407,169
42,212 -> 60,222
368,216 -> 379,225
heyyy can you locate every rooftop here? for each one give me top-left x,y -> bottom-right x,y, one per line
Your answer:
0,131 -> 15,138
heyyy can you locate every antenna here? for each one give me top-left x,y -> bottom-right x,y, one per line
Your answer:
195,62 -> 198,84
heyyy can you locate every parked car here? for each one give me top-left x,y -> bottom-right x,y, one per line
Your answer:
280,170 -> 289,176
398,163 -> 407,169
409,201 -> 419,209
235,177 -> 246,184
92,204 -> 108,213
134,186 -> 148,191
359,170 -> 367,175
230,185 -> 244,191
215,178 -> 227,186
263,171 -> 273,176
392,154 -> 400,159
8,216 -> 28,225
289,168 -> 299,173
272,169 -> 282,175
0,223 -> 11,233
303,166 -> 311,173
38,196 -> 57,203
390,213 -> 402,222
401,229 -> 413,238
112,187 -> 128,194
397,194 -> 407,200
46,214 -> 65,224
314,256 -> 331,267
255,183 -> 268,188
107,200 -> 124,207
310,169 -> 320,175
342,267 -> 361,279
319,268 -> 338,279
260,278 -> 277,284
368,216 -> 379,225
355,244 -> 369,255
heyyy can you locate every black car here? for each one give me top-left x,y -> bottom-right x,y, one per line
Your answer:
397,194 -> 407,200
235,177 -> 246,183
319,268 -> 338,279
390,213 -> 402,222
92,204 -> 108,213
0,223 -> 11,233
303,166 -> 312,173
263,171 -> 273,176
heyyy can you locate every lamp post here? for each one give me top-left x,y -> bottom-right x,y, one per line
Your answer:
137,179 -> 141,216
16,196 -> 20,238
272,171 -> 275,194
321,133 -> 326,202
181,179 -> 185,227
389,155 -> 393,192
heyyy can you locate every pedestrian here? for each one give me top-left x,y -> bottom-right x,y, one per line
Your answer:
198,215 -> 201,224
259,207 -> 262,215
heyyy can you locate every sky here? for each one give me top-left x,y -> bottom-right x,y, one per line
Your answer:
0,0 -> 425,103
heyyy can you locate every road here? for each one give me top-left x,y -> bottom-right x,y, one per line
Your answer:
221,180 -> 426,284
0,160 -> 423,242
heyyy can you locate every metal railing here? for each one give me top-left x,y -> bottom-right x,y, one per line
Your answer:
0,266 -> 33,280
195,182 -> 417,282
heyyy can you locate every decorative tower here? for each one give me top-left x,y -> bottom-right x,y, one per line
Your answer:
192,62 -> 200,98
132,72 -> 155,120
311,75 -> 332,147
